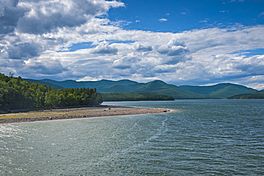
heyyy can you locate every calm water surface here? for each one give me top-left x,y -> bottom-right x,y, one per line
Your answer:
0,100 -> 264,175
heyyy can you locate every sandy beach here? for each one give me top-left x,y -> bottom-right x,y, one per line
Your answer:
0,106 -> 171,124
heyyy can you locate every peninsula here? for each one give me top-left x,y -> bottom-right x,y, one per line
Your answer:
0,106 -> 170,124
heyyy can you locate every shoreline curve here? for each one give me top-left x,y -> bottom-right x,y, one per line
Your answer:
0,106 -> 174,124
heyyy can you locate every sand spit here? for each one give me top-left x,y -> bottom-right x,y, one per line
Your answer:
0,106 -> 172,124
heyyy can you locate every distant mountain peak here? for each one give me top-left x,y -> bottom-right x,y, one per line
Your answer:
118,79 -> 138,83
148,80 -> 167,84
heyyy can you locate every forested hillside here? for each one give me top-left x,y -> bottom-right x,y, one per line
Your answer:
229,90 -> 264,99
0,74 -> 103,113
179,83 -> 257,98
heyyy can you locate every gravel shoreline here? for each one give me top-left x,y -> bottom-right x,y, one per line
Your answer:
0,106 -> 171,124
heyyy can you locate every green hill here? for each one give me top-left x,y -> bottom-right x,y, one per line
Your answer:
229,90 -> 264,99
179,83 -> 257,98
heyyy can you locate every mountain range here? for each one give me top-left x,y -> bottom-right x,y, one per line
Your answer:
28,79 -> 261,99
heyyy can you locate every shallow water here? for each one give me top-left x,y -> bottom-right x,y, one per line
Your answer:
0,100 -> 264,175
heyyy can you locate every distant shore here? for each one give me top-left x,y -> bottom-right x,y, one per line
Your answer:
0,106 -> 171,124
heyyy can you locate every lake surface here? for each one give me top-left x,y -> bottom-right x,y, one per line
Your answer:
0,100 -> 264,175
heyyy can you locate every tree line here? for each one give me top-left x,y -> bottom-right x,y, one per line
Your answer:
0,74 -> 103,113
102,92 -> 174,101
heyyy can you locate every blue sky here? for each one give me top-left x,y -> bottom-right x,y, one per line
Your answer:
0,0 -> 264,89
108,0 -> 264,32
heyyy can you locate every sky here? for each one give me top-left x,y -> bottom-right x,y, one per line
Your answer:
0,0 -> 264,89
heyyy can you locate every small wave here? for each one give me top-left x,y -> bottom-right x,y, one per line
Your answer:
142,117 -> 168,144
0,124 -> 23,139
86,116 -> 169,167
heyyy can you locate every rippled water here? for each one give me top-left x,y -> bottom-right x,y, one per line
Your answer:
0,100 -> 264,175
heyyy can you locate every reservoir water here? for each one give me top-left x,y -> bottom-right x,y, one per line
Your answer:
0,100 -> 264,175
